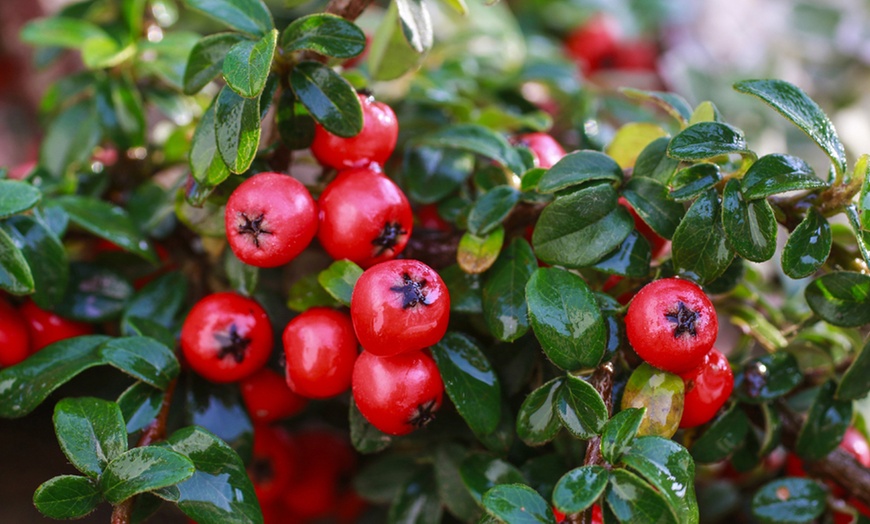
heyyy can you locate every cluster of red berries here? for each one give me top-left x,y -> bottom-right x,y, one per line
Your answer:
564,13 -> 659,77
0,297 -> 93,368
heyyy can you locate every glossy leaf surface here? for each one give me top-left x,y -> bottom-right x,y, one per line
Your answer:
53,397 -> 128,478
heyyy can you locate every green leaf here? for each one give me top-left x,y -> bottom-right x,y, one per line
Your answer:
431,333 -> 502,436
751,477 -> 826,524
223,29 -> 277,98
516,377 -> 563,447
781,208 -> 831,279
117,381 -> 164,434
421,124 -> 525,175
368,0 -> 425,81
690,101 -> 722,124
552,466 -> 608,515
441,264 -> 482,314
845,204 -> 870,271
741,154 -> 826,200
734,79 -> 847,176
33,475 -> 101,520
355,454 -> 423,504
214,85 -> 261,174
669,163 -> 721,202
526,267 -> 605,370
460,453 -> 526,504
53,397 -> 128,479
287,272 -> 341,312
805,272 -> 870,327
404,146 -> 474,204
55,263 -> 134,322
606,469 -> 678,524
458,227 -> 504,275
101,446 -> 195,504
1,215 -> 68,307
396,0 -> 433,53
280,13 -> 366,58
837,338 -> 870,400
734,352 -> 802,403
122,272 -> 189,332
483,484 -> 553,524
82,35 -> 132,70
184,376 -> 253,458
290,61 -> 362,138
99,337 -> 179,390
224,250 -> 259,296
52,195 -> 157,263
40,99 -> 102,178
0,180 -> 41,218
634,137 -> 680,184
0,226 -> 34,295
536,151 -> 623,194
137,32 -> 199,91
796,380 -> 852,461
190,98 -> 231,186
95,76 -> 146,149
388,469 -> 443,524
600,408 -> 645,464
591,231 -> 652,278
622,177 -> 685,239
0,335 -> 110,418
667,122 -> 753,161
721,179 -> 777,262
532,182 -> 633,268
350,398 -> 393,454
622,437 -> 699,524
690,403 -> 749,463
556,374 -> 608,439
21,17 -> 111,48
434,444 -> 482,522
318,259 -> 363,307
184,33 -> 247,95
672,189 -> 734,283
621,88 -> 692,126
154,426 -> 262,524
276,89 -> 315,150
621,364 -> 684,439
482,238 -> 536,342
184,0 -> 274,37
468,186 -> 520,237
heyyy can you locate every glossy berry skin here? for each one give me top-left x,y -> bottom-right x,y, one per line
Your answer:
19,299 -> 93,354
180,292 -> 273,383
0,298 -> 30,367
225,172 -> 317,268
351,259 -> 450,357
282,308 -> 358,399
625,278 -> 718,374
317,168 -> 413,268
310,93 -> 398,170
618,197 -> 669,259
514,132 -> 567,169
841,427 -> 870,467
240,367 -> 308,423
679,348 -> 733,428
352,349 -> 444,436
564,14 -> 620,75
248,425 -> 295,505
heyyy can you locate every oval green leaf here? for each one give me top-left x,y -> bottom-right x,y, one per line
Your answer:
781,208 -> 831,279
214,85 -> 261,174
388,469 -> 443,524
600,407 -> 645,464
751,477 -> 826,524
290,61 -> 362,138
460,452 -> 526,504
622,436 -> 699,524
837,338 -> 870,401
189,99 -> 231,185
690,403 -> 749,464
101,446 -> 195,504
350,398 -> 393,454
741,154 -> 826,200
667,122 -> 752,161
222,29 -> 277,99
483,483 -> 553,524
605,469 -> 678,524
669,163 -> 721,202
467,186 -> 520,237
318,259 -> 363,307
556,374 -> 608,439
805,272 -> 870,327
99,337 -> 180,390
117,381 -> 164,434
721,179 -> 777,262
552,465 -> 608,515
1,215 -> 68,307
458,227 -> 504,275
184,0 -> 274,37
516,377 -> 563,447
0,226 -> 34,295
622,177 -> 685,239
53,397 -> 128,478
33,475 -> 101,520
0,180 -> 41,219
183,32 -> 246,95
536,150 -> 623,194
403,146 -> 474,204
672,189 -> 734,283
482,238 -> 536,342
421,124 -> 524,175
280,13 -> 366,58
633,137 -> 680,184
795,380 -> 852,461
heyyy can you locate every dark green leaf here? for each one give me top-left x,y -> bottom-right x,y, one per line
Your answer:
0,335 -> 110,418
33,475 -> 101,520
468,186 -> 520,236
55,263 -> 134,322
355,454 -> 423,504
0,180 -> 41,218
536,151 -> 623,194
781,208 -> 831,279
367,0 -> 425,81
460,452 -> 525,504
224,250 -> 259,297
287,272 -> 341,312
53,397 -> 128,478
796,380 -> 852,460
403,146 -> 474,204
606,469 -> 678,524
388,469 -> 443,524
532,182 -> 633,268
669,163 -> 721,202
280,14 -> 366,58
667,122 -> 752,161
431,333 -> 502,436
184,376 -> 253,459
136,32 -> 199,90
458,227 -> 504,275
1,215 -> 68,307
396,0 -> 433,53
476,402 -> 516,455
735,79 -> 847,176
741,154 -> 826,200
591,231 -> 652,278
154,426 -> 262,524
526,267 -> 605,370
95,76 -> 146,149
184,0 -> 274,37
805,272 -> 870,327
622,436 -> 699,524
516,377 -> 563,447
621,88 -> 692,125
184,32 -> 246,95
318,259 -> 363,307
276,90 -> 315,150
350,398 -> 393,454
552,466 -> 608,515
634,137 -> 680,184
672,189 -> 734,283
222,29 -> 277,98
621,364 -> 684,439
421,124 -> 524,175
290,61 -> 362,137
483,484 -> 553,524
751,477 -> 826,524
721,179 -> 777,262
40,99 -> 102,178
101,446 -> 195,504
435,444 -> 482,521
838,338 -> 870,400
734,352 -> 802,403
123,272 -> 188,332
556,374 -> 608,439
622,177 -> 685,239
214,85 -> 261,174
190,99 -> 231,186
0,226 -> 34,295
600,408 -> 645,464
117,381 -> 164,434
99,337 -> 179,390
441,264 -> 482,314
482,238 -> 535,342
690,404 -> 749,463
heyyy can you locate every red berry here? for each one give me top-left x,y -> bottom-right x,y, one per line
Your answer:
625,278 -> 718,374
282,429 -> 355,519
352,349 -> 444,436
612,40 -> 658,72
240,367 -> 308,423
310,93 -> 398,170
841,427 -> 870,467
417,204 -> 451,233
553,507 -> 566,523
618,197 -> 669,259
317,168 -> 413,268
679,348 -> 733,428
248,425 -> 295,505
351,259 -> 450,357
0,298 -> 30,367
564,14 -> 621,75
180,292 -> 273,383
282,308 -> 358,399
224,172 -> 317,268
19,299 -> 93,354
514,132 -> 566,169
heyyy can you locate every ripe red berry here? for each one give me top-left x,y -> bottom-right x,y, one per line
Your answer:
679,348 -> 733,428
282,308 -> 358,399
618,197 -> 669,259
240,367 -> 308,423
317,168 -> 413,268
564,14 -> 621,75
19,299 -> 93,354
841,427 -> 870,468
514,132 -> 567,169
282,429 -> 355,519
612,40 -> 659,72
224,172 -> 317,268
248,425 -> 295,505
310,93 -> 398,170
0,298 -> 30,367
180,292 -> 273,383
352,349 -> 444,436
350,259 -> 450,357
625,278 -> 718,374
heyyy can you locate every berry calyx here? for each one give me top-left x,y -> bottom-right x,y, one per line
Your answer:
310,93 -> 398,170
